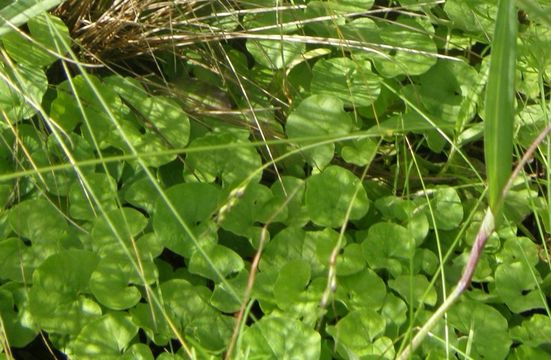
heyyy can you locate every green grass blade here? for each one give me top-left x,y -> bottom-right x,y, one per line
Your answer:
0,0 -> 64,38
484,0 -> 517,215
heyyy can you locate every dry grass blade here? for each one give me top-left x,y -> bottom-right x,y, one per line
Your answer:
54,0 -> 222,60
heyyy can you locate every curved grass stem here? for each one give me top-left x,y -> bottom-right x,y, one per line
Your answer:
397,121 -> 551,360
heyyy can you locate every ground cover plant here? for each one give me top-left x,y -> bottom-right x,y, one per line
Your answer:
0,0 -> 551,359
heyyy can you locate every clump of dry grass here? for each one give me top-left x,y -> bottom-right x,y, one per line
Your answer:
54,0 -> 228,62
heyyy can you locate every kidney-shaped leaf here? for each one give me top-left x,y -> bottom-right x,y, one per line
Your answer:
327,308 -> 386,354
311,57 -> 380,107
448,300 -> 511,360
154,182 -> 221,258
91,207 -> 148,256
495,261 -> 545,313
67,312 -> 139,360
186,130 -> 262,186
241,315 -> 320,359
286,95 -> 355,168
0,62 -> 47,122
388,274 -> 437,308
29,250 -> 101,334
189,244 -> 244,282
247,40 -> 305,70
9,198 -> 68,244
510,314 -> 551,348
90,254 -> 151,310
360,222 -> 415,276
305,165 -> 369,228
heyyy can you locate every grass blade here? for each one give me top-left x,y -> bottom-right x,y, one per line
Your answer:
0,0 -> 64,37
484,0 -> 517,215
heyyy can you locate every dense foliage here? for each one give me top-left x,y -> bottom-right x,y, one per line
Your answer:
0,0 -> 551,359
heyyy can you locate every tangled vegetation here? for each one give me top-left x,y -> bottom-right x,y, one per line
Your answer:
0,0 -> 551,359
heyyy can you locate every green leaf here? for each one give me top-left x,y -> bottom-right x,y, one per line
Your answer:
336,243 -> 366,276
247,40 -> 305,70
29,249 -> 101,334
50,75 -> 142,151
189,244 -> 244,282
153,182 -> 220,258
427,186 -> 464,230
495,261 -> 545,313
185,130 -> 262,185
484,0 -> 517,214
270,176 -> 309,226
327,309 -> 387,358
510,314 -> 551,347
305,0 -> 375,37
360,222 -> 415,276
106,76 -> 190,149
260,226 -> 340,276
219,183 -> 275,241
67,312 -> 139,360
0,0 -> 65,38
241,315 -> 320,359
90,254 -> 156,310
509,345 -> 551,360
310,57 -> 380,107
159,279 -> 234,351
381,293 -> 408,328
9,198 -> 68,243
121,343 -> 154,360
336,268 -> 387,311
496,236 -> 540,266
340,138 -> 379,166
0,238 -> 28,282
305,165 -> 369,228
121,174 -> 159,213
448,300 -> 511,360
0,283 -> 37,347
444,0 -> 497,39
388,274 -> 437,308
0,62 -> 47,121
359,17 -> 437,78
286,95 -> 355,168
273,259 -> 311,308
210,269 -> 248,313
91,207 -> 148,256
68,172 -> 118,220
2,13 -> 69,67
416,59 -> 480,126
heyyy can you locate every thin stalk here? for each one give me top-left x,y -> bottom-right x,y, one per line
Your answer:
397,121 -> 551,360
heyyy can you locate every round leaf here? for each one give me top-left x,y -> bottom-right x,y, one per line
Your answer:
495,262 -> 545,313
67,313 -> 139,360
154,182 -> 221,258
311,57 -> 380,107
185,130 -> 262,185
327,309 -> 386,353
29,250 -> 101,334
90,254 -> 151,310
9,198 -> 68,244
188,244 -> 244,282
360,222 -> 415,276
388,274 -> 437,308
305,165 -> 369,227
286,95 -> 355,168
247,40 -> 305,70
91,207 -> 148,256
241,315 -> 320,359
